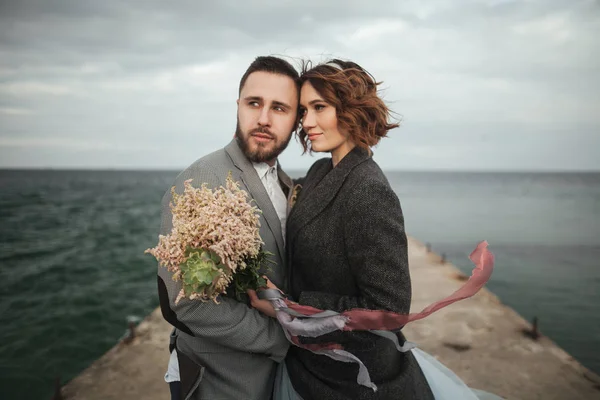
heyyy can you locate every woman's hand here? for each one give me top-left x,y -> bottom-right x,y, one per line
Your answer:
264,277 -> 283,293
263,277 -> 300,306
247,289 -> 277,318
247,277 -> 287,318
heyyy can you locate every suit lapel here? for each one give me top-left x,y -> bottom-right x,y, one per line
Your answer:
277,164 -> 294,214
224,139 -> 285,264
277,164 -> 293,199
288,146 -> 371,245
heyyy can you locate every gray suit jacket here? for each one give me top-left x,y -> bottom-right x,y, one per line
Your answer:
285,146 -> 434,399
157,139 -> 292,399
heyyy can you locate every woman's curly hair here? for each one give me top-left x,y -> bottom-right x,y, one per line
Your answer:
297,58 -> 400,153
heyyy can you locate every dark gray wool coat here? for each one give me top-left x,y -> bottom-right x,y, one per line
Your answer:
285,146 -> 434,400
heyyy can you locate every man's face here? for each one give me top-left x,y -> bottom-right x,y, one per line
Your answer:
236,71 -> 298,165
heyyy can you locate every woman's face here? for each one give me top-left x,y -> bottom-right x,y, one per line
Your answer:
300,81 -> 351,156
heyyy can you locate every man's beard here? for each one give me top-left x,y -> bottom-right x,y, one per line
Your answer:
235,120 -> 293,164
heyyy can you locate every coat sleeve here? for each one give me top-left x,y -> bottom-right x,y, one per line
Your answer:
156,165 -> 289,361
298,178 -> 412,316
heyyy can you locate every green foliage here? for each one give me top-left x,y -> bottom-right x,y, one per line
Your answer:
180,247 -> 274,303
180,249 -> 223,297
231,250 -> 275,302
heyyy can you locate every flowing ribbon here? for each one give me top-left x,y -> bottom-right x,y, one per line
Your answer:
287,240 -> 494,329
259,241 -> 495,391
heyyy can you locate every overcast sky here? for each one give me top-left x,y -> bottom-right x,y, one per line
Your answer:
0,0 -> 598,171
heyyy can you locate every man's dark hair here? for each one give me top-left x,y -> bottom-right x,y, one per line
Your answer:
238,56 -> 300,95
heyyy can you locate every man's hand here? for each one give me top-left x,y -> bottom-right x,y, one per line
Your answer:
247,289 -> 277,318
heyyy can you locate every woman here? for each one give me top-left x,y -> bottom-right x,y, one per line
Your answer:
252,58 -> 434,399
250,59 -> 502,400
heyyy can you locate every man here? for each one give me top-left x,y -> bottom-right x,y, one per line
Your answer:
158,56 -> 300,399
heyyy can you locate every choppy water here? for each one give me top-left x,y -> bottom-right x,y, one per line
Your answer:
0,169 -> 598,399
386,171 -> 600,379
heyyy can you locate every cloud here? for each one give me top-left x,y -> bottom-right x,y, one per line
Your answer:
0,0 -> 598,170
0,107 -> 34,115
0,136 -> 163,151
0,81 -> 78,96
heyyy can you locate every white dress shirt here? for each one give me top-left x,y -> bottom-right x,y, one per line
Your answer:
252,160 -> 288,239
164,349 -> 179,383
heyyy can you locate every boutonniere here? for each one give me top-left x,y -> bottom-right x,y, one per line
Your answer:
289,184 -> 302,209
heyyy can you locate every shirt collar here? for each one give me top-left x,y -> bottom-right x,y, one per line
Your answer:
252,160 -> 278,179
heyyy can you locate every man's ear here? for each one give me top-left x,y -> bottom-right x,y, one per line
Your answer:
236,99 -> 240,106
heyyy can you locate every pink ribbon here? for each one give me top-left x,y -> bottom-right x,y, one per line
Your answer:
272,241 -> 494,390
285,241 -> 494,331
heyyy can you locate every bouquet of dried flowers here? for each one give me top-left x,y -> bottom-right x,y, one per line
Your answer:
145,173 -> 271,304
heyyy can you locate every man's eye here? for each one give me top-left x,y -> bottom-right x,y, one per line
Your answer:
274,106 -> 284,112
249,101 -> 259,107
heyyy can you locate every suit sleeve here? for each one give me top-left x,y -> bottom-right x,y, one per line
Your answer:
298,179 -> 412,316
157,165 -> 289,361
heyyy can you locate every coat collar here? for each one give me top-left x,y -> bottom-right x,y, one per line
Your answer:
224,138 -> 286,263
287,145 -> 372,244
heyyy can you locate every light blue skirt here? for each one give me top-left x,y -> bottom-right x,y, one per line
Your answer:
274,348 -> 504,400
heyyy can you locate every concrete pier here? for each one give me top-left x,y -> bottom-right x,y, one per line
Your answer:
60,307 -> 172,400
60,237 -> 600,400
402,239 -> 600,400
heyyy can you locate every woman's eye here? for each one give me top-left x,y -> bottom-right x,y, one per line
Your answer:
315,104 -> 325,111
